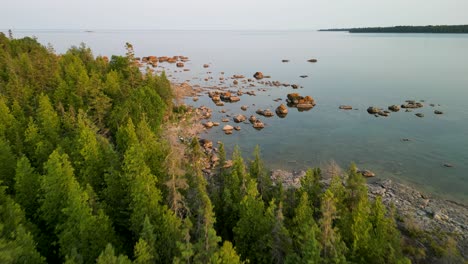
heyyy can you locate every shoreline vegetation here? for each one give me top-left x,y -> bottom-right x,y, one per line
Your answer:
319,25 -> 468,33
0,32 -> 466,263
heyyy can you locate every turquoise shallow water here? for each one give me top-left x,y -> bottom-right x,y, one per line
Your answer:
9,30 -> 468,203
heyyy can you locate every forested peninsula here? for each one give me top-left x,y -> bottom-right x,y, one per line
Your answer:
320,25 -> 468,33
0,33 -> 466,263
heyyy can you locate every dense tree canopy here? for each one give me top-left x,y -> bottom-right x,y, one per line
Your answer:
0,33 -> 462,263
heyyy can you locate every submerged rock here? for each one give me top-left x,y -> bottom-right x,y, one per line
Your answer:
229,96 -> 241,102
388,105 -> 401,112
434,110 -> 444,115
378,111 -> 389,117
402,102 -> 423,109
367,107 -> 380,114
339,105 -> 353,110
415,113 -> 424,118
307,58 -> 318,63
203,121 -> 214,128
233,114 -> 246,123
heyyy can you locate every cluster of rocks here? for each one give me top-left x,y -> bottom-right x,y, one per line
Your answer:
196,106 -> 212,119
367,107 -> 391,117
208,91 -> 240,104
286,93 -> 316,110
137,55 -> 190,68
366,100 -> 444,118
197,139 -> 233,174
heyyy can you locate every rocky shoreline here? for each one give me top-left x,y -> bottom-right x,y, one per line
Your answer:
271,169 -> 468,259
173,78 -> 468,259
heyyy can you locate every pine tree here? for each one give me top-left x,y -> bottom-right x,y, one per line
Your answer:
319,190 -> 347,264
249,145 -> 274,203
36,93 -> 60,145
40,150 -> 115,262
14,156 -> 40,219
0,185 -> 45,263
123,144 -> 183,263
299,168 -> 322,210
286,192 -> 321,264
96,244 -> 131,264
234,181 -> 274,264
211,241 -> 243,264
270,202 -> 292,264
0,137 -> 16,193
133,216 -> 157,264
24,117 -> 53,169
367,197 -> 409,263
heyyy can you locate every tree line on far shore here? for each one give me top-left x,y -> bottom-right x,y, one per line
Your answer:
0,33 -> 464,263
319,25 -> 468,33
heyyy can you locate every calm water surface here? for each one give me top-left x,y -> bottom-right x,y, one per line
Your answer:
10,30 -> 468,203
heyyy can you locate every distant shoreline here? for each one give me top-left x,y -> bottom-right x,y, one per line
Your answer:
320,25 -> 468,34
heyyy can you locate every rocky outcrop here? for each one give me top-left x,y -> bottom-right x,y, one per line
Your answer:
402,101 -> 423,109
229,96 -> 240,102
223,125 -> 234,134
434,110 -> 443,115
252,120 -> 265,129
307,58 -> 318,63
249,115 -> 257,123
233,114 -> 246,123
276,104 -> 288,117
176,62 -> 184,68
198,139 -> 212,150
253,72 -> 264,80
358,170 -> 376,177
197,106 -> 212,119
241,105 -> 248,111
287,93 -> 316,109
388,105 -> 401,112
203,121 -> 214,128
367,107 -> 380,114
203,64 -> 210,68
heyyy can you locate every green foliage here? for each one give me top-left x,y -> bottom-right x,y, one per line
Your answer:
0,138 -> 16,192
234,181 -> 274,264
96,244 -> 131,264
0,185 -> 45,263
14,156 -> 40,219
0,35 -> 452,264
286,192 -> 321,264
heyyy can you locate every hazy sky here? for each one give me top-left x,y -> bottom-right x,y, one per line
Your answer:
2,0 -> 468,30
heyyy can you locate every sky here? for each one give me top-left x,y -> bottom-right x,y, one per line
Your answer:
2,0 -> 468,30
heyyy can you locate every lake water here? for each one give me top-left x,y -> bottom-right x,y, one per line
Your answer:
9,30 -> 468,203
